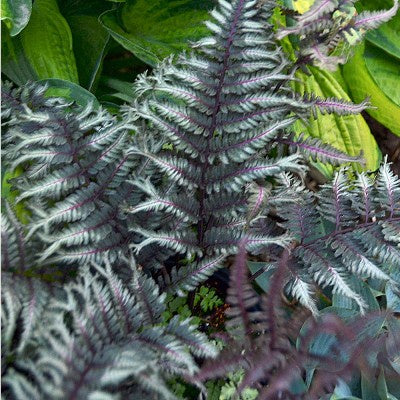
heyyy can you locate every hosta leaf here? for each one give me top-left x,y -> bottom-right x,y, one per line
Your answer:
1,0 -> 32,36
39,78 -> 100,107
293,66 -> 381,178
66,15 -> 109,91
367,20 -> 400,60
58,1 -> 112,91
343,43 -> 400,137
2,0 -> 79,85
364,44 -> 400,107
99,0 -> 213,66
1,24 -> 37,84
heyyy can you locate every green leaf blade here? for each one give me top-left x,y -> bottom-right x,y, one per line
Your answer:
343,43 -> 400,137
100,0 -> 213,66
2,0 -> 79,85
1,0 -> 32,36
293,66 -> 381,177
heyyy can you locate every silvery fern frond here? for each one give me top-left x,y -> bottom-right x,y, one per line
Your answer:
1,202 -> 56,376
126,0 -> 367,292
193,248 -> 399,400
2,259 -> 216,400
274,162 -> 400,312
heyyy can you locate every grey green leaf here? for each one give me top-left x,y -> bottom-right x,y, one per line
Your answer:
1,0 -> 32,36
99,0 -> 213,66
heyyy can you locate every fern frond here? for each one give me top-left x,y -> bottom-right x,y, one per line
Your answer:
275,162 -> 400,312
167,255 -> 225,295
277,0 -> 399,70
354,0 -> 399,30
2,83 -> 147,267
195,248 -> 397,399
3,261 -> 215,399
306,95 -> 371,117
126,0 -> 373,276
225,240 -> 259,338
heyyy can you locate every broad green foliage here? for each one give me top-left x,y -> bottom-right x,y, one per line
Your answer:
343,43 -> 400,136
39,78 -> 100,107
100,0 -> 214,66
280,0 -> 400,137
276,0 -> 397,177
364,44 -> 400,107
293,66 -> 381,178
342,0 -> 400,136
1,0 -> 32,36
2,0 -> 79,84
58,0 -> 112,90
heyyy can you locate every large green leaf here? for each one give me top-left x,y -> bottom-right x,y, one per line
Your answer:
99,0 -> 213,66
66,15 -> 109,90
39,78 -> 100,107
1,24 -> 37,84
2,0 -> 79,85
1,0 -> 32,36
364,44 -> 400,107
293,66 -> 381,178
343,43 -> 400,137
367,20 -> 400,60
58,0 -> 112,91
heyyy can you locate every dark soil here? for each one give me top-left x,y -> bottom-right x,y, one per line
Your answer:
363,112 -> 400,176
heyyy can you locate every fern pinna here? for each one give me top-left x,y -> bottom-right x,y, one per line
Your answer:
127,0 -> 369,292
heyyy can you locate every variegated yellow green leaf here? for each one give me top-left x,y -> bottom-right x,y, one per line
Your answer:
293,66 -> 381,178
293,0 -> 315,14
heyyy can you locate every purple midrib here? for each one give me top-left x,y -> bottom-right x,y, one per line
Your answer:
197,0 -> 247,246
